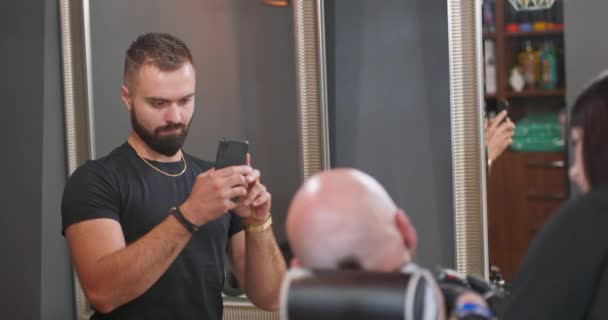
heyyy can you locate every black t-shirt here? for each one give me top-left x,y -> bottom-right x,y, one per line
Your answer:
501,186 -> 608,320
62,142 -> 244,320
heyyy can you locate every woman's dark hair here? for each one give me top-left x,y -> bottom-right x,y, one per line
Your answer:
570,72 -> 608,189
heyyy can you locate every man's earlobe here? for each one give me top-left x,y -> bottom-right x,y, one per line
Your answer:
395,209 -> 418,251
121,85 -> 132,110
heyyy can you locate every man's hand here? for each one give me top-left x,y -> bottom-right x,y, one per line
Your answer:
180,165 -> 252,226
234,154 -> 272,225
486,110 -> 515,164
227,156 -> 284,311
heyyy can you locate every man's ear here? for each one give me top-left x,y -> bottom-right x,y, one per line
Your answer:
394,209 -> 418,251
121,84 -> 132,111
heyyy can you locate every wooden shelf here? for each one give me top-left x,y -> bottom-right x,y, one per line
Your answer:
506,89 -> 565,98
505,30 -> 563,38
483,31 -> 497,39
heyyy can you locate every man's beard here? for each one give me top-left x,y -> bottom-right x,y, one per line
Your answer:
130,106 -> 192,157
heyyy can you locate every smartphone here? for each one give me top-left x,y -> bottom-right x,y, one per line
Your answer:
491,99 -> 510,124
215,138 -> 249,169
496,99 -> 509,113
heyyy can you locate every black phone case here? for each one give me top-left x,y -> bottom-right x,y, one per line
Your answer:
215,139 -> 249,169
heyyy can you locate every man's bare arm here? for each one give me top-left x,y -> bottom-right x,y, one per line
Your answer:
229,228 -> 286,311
66,166 -> 252,313
65,215 -> 191,313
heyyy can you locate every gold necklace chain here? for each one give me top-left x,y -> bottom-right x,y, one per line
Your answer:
138,152 -> 187,177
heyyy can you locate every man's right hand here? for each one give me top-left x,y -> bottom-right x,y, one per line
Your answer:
180,165 -> 253,226
486,110 -> 515,164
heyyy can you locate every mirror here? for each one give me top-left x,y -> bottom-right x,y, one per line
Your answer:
322,0 -> 455,268
293,0 -> 487,277
481,0 -> 569,282
482,0 -> 608,285
60,1 -> 298,319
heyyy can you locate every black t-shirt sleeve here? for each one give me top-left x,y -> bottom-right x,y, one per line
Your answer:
61,161 -> 121,234
501,194 -> 608,320
228,211 -> 245,237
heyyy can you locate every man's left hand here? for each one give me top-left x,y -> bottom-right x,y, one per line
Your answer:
234,154 -> 272,225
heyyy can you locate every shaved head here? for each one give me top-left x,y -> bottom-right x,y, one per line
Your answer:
286,168 -> 417,272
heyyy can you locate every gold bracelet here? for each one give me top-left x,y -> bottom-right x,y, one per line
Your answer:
246,215 -> 272,233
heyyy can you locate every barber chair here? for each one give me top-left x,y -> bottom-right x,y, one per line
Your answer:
279,267 -> 445,320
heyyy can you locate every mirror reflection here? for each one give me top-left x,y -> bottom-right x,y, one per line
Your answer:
323,0 -> 455,269
482,0 -> 568,282
62,2 -> 298,319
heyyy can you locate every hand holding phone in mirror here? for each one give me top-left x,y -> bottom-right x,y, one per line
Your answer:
234,153 -> 272,226
485,110 -> 515,167
180,165 -> 252,227
179,139 -> 254,227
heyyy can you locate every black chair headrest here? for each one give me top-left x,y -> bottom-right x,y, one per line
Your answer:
279,267 -> 445,320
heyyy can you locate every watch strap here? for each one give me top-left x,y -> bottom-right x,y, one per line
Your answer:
170,206 -> 199,234
246,215 -> 272,233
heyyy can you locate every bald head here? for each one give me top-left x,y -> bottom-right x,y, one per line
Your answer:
286,168 -> 417,272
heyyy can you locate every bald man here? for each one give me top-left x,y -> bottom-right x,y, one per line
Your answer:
285,168 -> 491,320
286,168 -> 417,271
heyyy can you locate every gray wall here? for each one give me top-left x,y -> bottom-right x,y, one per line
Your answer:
0,0 -> 74,319
0,0 -> 43,317
564,1 -> 608,106
563,0 -> 608,106
89,0 -> 299,243
564,1 -> 608,194
326,0 -> 454,268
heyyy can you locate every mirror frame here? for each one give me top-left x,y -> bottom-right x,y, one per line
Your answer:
291,0 -> 489,278
445,0 -> 489,278
59,0 -> 95,318
60,0 -> 488,318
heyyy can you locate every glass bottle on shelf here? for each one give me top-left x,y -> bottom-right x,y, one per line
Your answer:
518,40 -> 539,89
509,67 -> 525,93
539,42 -> 558,90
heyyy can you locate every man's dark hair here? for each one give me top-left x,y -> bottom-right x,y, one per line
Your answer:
124,32 -> 193,86
570,72 -> 608,189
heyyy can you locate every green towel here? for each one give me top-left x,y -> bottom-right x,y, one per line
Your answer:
511,113 -> 565,152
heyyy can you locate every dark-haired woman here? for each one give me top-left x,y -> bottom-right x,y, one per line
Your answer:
502,72 -> 608,320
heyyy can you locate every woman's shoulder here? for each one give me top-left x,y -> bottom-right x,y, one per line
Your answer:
582,186 -> 608,210
541,187 -> 608,241
561,187 -> 608,219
